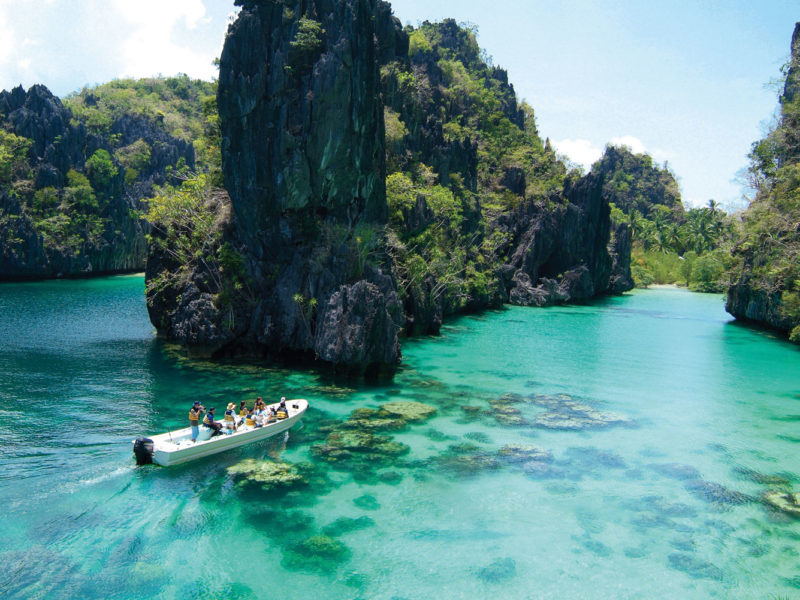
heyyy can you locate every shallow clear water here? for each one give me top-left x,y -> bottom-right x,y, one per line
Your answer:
1,277 -> 800,599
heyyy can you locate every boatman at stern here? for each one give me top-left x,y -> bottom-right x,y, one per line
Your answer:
189,401 -> 205,442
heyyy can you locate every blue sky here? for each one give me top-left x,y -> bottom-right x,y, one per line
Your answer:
1,1 -> 797,210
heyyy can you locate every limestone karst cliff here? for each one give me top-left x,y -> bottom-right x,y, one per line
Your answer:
146,0 -> 406,376
144,4 -> 633,375
726,22 -> 800,341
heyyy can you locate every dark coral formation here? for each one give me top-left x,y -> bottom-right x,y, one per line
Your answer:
309,401 -> 436,476
530,393 -> 634,430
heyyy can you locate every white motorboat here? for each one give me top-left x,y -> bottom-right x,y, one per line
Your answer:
132,399 -> 308,466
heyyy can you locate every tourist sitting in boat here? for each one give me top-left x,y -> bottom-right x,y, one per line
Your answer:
254,404 -> 266,425
189,401 -> 204,443
255,397 -> 265,411
203,407 -> 223,436
265,407 -> 277,424
245,408 -> 260,428
276,398 -> 288,420
224,403 -> 238,431
238,400 -> 248,418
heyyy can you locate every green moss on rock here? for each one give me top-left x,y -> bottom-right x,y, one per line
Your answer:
282,535 -> 351,572
322,516 -> 375,537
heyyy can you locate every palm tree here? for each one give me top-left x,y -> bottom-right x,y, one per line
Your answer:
665,222 -> 686,254
637,219 -> 657,251
686,208 -> 712,254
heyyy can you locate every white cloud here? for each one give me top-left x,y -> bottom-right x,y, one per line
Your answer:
112,0 -> 217,80
553,135 -> 675,172
609,135 -> 672,164
552,138 -> 603,169
113,0 -> 207,29
609,135 -> 646,154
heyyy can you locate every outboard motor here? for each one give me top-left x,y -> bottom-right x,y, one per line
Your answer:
133,437 -> 154,466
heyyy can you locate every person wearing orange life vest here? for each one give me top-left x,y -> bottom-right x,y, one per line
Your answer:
224,403 -> 238,431
238,400 -> 248,418
276,397 -> 288,420
189,401 -> 205,442
245,408 -> 260,428
203,407 -> 223,436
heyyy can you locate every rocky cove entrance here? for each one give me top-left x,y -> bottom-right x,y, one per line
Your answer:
144,1 -> 632,376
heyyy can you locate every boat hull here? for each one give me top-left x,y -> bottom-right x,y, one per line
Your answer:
135,399 -> 308,466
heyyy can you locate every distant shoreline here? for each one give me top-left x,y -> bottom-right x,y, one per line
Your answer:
646,283 -> 681,289
0,270 -> 145,283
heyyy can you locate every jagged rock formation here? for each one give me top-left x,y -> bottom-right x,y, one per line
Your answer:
381,19 -> 631,323
607,222 -> 634,293
499,174 -> 628,307
726,22 -> 800,340
147,0 -> 406,376
0,84 -> 192,279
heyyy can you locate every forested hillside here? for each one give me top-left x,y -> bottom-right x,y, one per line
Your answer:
0,75 -> 215,278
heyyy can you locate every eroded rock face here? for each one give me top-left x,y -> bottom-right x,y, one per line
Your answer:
725,276 -> 792,333
725,23 -> 800,337
313,279 -> 401,376
148,0 -> 405,376
218,0 -> 404,245
608,222 -> 634,294
499,172 -> 624,306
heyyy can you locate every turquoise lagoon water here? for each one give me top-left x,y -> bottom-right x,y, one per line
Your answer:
1,277 -> 800,599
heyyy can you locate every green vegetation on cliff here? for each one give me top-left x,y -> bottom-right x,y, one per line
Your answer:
382,20 -> 569,322
727,22 -> 800,340
0,130 -> 31,185
144,174 -> 248,311
66,75 -> 213,141
65,74 -> 220,176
